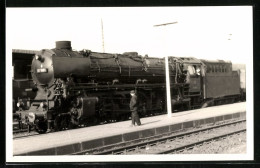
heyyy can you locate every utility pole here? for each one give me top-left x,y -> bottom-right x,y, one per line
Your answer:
153,21 -> 178,27
154,21 -> 178,118
101,18 -> 105,53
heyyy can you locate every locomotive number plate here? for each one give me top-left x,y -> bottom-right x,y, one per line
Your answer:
36,68 -> 48,73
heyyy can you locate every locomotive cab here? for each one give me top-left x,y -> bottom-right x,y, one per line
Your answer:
178,57 -> 205,109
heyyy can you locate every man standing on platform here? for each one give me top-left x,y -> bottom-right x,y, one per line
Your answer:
129,90 -> 141,127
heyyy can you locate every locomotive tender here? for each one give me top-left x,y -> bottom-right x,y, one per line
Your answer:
14,41 -> 245,133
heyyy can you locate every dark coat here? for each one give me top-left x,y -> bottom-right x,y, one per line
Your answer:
129,95 -> 138,111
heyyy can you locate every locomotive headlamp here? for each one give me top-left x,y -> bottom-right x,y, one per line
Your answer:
35,55 -> 44,62
40,102 -> 46,108
28,112 -> 36,123
40,102 -> 43,108
40,102 -> 47,110
17,101 -> 24,107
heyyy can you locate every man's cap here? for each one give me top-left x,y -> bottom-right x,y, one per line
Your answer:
130,90 -> 135,94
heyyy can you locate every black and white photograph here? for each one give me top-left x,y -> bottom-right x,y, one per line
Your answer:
6,6 -> 253,162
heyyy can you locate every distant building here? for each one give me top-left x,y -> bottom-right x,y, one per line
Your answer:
12,49 -> 38,80
12,49 -> 38,102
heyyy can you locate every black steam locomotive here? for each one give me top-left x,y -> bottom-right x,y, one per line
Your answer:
14,41 -> 245,133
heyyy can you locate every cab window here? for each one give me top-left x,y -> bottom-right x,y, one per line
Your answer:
187,65 -> 196,75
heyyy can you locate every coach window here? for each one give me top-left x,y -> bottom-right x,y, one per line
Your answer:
207,65 -> 211,73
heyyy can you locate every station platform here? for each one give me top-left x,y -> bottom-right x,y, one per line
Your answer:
13,102 -> 246,156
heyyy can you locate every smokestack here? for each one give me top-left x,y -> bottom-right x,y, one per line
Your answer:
55,41 -> 72,50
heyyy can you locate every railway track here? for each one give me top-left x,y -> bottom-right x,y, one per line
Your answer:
74,119 -> 246,155
156,128 -> 245,154
13,103 -> 243,139
13,129 -> 47,139
13,112 -> 164,139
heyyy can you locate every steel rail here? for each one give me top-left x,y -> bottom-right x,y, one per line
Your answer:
156,129 -> 246,154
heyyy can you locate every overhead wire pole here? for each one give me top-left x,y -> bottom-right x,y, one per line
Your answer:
153,21 -> 178,118
101,18 -> 105,53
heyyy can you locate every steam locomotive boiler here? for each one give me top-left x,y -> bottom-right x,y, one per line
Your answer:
15,41 -> 189,133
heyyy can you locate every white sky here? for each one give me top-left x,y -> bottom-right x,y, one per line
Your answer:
7,7 -> 252,63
